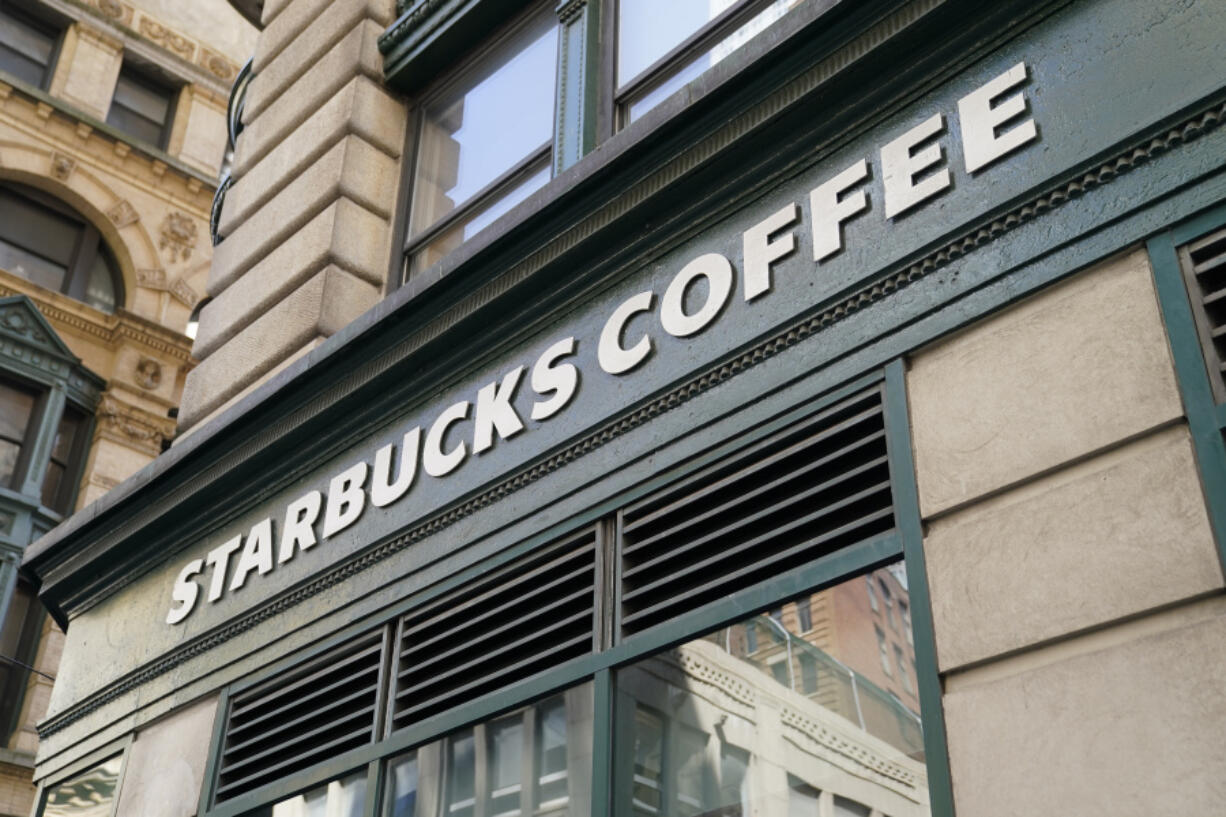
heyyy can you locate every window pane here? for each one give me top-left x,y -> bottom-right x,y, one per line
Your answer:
84,252 -> 118,313
409,8 -> 557,239
0,237 -> 66,292
111,72 -> 171,124
617,0 -> 740,87
0,582 -> 43,745
385,685 -> 592,817
0,382 -> 35,441
40,756 -> 122,816
0,189 -> 78,262
619,569 -> 929,817
257,771 -> 365,817
622,0 -> 800,123
407,162 -> 551,279
106,104 -> 166,146
0,9 -> 55,87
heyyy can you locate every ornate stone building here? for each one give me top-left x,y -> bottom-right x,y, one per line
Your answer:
16,0 -> 1226,816
0,1 -> 254,814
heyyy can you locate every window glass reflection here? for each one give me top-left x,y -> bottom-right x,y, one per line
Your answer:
40,756 -> 122,817
386,685 -> 592,817
622,0 -> 802,124
617,0 -> 740,87
250,771 -> 366,817
617,567 -> 929,817
409,7 -> 557,241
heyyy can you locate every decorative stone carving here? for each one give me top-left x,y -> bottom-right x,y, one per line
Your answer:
138,17 -> 195,60
158,212 -> 197,261
0,304 -> 50,346
169,278 -> 199,308
135,357 -> 162,391
136,268 -> 167,290
51,152 -> 75,181
208,55 -> 235,81
97,0 -> 124,19
107,199 -> 139,228
97,394 -> 176,455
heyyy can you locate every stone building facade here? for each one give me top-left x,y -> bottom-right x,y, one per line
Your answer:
18,0 -> 1226,816
0,1 -> 254,814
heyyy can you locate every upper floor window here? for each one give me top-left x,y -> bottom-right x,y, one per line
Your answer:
0,183 -> 123,313
617,0 -> 801,125
0,378 -> 85,514
107,63 -> 176,149
404,2 -> 558,278
0,3 -> 59,89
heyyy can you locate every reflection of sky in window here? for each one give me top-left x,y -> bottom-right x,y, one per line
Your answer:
625,0 -> 795,122
618,0 -> 738,87
439,23 -> 556,207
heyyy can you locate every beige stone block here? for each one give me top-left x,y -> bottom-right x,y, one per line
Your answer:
226,76 -> 404,226
908,249 -> 1182,517
926,425 -> 1223,671
943,598 -> 1226,816
197,199 -> 388,358
248,0 -> 393,120
58,24 -> 124,119
180,267 -> 377,427
114,696 -> 218,817
175,90 -> 229,177
261,0 -> 295,26
177,336 -> 325,439
212,135 -> 397,289
236,20 -> 386,174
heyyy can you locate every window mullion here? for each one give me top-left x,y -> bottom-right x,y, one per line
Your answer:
17,385 -> 64,500
553,0 -> 609,172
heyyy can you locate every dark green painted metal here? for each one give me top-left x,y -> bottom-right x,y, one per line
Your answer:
590,667 -> 613,817
1147,221 -> 1226,579
364,759 -> 383,817
884,359 -> 956,817
554,0 -> 605,172
198,686 -> 230,816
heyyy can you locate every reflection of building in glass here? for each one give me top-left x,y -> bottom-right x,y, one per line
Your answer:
621,636 -> 929,817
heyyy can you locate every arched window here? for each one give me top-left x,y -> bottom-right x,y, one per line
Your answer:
0,182 -> 124,313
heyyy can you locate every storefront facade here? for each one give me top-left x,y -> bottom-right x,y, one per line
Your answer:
19,0 -> 1226,815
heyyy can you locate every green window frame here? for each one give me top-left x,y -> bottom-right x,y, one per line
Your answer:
197,362 -> 955,817
1146,202 -> 1226,576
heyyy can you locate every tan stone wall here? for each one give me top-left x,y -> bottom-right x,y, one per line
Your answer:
906,248 -> 1226,814
179,0 -> 406,431
0,0 -> 254,809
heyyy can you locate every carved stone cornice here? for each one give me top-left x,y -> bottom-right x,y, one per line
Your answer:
0,280 -> 195,364
96,394 -> 176,456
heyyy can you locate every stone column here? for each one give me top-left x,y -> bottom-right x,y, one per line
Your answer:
906,248 -> 1226,814
179,0 -> 406,432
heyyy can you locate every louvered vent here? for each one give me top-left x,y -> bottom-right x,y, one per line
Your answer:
391,530 -> 596,732
1181,227 -> 1226,402
215,629 -> 385,804
620,387 -> 893,635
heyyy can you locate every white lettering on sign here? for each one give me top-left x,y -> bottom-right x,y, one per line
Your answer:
165,61 -> 1040,625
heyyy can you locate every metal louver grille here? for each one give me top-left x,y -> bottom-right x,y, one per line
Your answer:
391,530 -> 597,731
620,387 -> 893,635
215,629 -> 385,803
1182,227 -> 1226,401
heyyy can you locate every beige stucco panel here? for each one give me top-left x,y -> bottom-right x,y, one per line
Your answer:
113,695 -> 218,817
57,25 -> 123,120
925,424 -> 1222,672
908,248 -> 1183,517
176,90 -> 228,178
942,598 -> 1226,816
